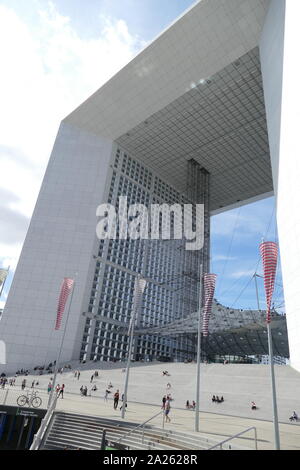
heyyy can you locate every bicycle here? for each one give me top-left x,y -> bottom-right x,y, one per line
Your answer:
17,391 -> 42,408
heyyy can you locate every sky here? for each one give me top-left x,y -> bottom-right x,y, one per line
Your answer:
0,0 -> 284,313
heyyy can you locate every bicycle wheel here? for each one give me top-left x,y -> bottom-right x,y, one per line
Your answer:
31,396 -> 42,408
17,395 -> 28,407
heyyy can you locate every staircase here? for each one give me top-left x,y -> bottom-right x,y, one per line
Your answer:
41,411 -> 238,450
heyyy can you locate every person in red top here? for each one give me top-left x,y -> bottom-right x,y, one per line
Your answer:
58,384 -> 65,399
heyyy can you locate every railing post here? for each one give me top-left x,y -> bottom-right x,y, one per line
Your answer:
254,427 -> 258,450
142,425 -> 145,443
3,389 -> 9,405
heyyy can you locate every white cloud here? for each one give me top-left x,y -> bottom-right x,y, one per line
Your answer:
213,255 -> 237,262
211,209 -> 268,238
0,2 -> 144,278
230,269 -> 255,279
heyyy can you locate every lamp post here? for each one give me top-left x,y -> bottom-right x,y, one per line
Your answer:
195,263 -> 203,432
121,276 -> 146,419
267,320 -> 280,450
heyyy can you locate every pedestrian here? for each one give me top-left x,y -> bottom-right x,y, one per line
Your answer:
56,384 -> 60,393
58,384 -> 65,399
77,372 -> 80,380
186,400 -> 190,409
164,399 -> 171,423
90,375 -> 94,383
31,380 -> 35,388
21,379 -> 26,390
289,411 -> 298,422
104,389 -> 109,401
162,395 -> 166,409
120,393 -> 127,411
47,382 -> 52,393
113,390 -> 119,410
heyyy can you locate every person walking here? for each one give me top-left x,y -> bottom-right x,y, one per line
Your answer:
162,395 -> 167,409
164,399 -> 171,423
90,375 -> 94,383
21,379 -> 26,390
47,382 -> 52,394
77,372 -> 80,380
120,393 -> 127,411
58,384 -> 65,399
113,390 -> 120,410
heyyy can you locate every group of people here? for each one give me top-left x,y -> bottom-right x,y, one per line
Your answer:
56,384 -> 65,398
186,400 -> 196,410
31,380 -> 39,388
46,380 -> 64,398
15,369 -> 29,376
212,395 -> 224,403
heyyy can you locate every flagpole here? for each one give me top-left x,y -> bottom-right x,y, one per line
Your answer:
260,241 -> 280,450
47,282 -> 75,408
267,321 -> 280,450
195,263 -> 203,432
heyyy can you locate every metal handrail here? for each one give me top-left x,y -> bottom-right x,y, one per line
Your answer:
208,426 -> 258,450
29,394 -> 58,450
117,409 -> 164,444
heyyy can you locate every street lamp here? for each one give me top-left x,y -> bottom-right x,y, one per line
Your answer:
121,275 -> 147,419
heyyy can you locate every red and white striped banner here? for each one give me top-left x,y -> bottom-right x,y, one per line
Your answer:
55,278 -> 74,330
202,274 -> 217,337
260,241 -> 278,323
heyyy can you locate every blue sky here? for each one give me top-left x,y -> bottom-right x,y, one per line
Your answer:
0,0 -> 283,313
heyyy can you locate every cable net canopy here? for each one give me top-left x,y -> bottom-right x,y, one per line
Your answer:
118,301 -> 289,358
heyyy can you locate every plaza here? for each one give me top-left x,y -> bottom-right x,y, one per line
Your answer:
1,361 -> 300,450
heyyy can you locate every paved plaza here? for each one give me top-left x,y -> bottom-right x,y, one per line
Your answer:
1,362 -> 300,450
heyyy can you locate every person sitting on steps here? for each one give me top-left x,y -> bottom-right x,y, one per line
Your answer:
289,411 -> 298,422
